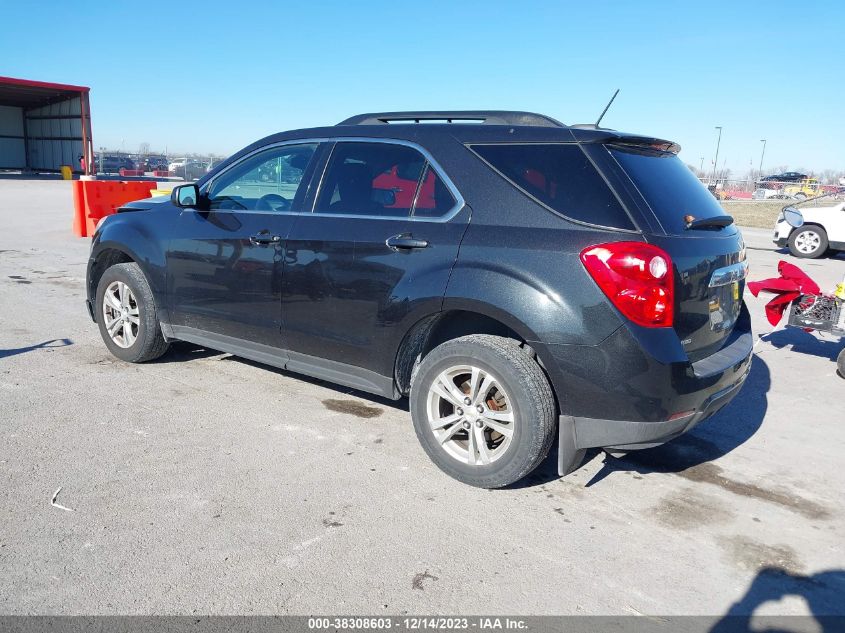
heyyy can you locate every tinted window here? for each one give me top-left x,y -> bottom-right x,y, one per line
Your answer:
207,143 -> 317,212
316,142 -> 426,217
609,146 -> 727,235
471,143 -> 634,230
412,165 -> 457,218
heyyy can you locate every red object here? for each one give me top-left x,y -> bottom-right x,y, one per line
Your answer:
580,241 -> 674,327
747,260 -> 821,326
372,166 -> 435,209
72,180 -> 158,237
724,189 -> 752,199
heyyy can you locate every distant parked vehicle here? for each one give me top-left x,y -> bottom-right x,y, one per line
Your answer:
96,155 -> 135,174
773,201 -> 845,258
168,159 -> 187,173
753,187 -> 788,200
783,178 -> 824,200
140,156 -> 169,172
759,172 -> 807,185
167,159 -> 208,180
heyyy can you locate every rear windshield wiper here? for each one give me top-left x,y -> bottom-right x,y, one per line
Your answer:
684,214 -> 734,230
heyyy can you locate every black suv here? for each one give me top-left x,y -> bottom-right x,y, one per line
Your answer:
95,155 -> 135,174
85,111 -> 752,488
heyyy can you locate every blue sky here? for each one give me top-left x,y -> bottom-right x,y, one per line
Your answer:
2,0 -> 842,174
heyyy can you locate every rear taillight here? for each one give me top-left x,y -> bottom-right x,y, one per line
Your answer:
580,242 -> 674,328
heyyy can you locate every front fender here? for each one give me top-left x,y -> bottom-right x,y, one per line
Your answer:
88,213 -> 168,308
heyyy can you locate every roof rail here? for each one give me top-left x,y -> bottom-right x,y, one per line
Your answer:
337,111 -> 565,128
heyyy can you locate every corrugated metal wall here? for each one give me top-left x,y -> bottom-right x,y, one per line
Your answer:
26,96 -> 83,171
0,104 -> 26,168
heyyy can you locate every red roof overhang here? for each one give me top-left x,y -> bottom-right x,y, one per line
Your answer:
0,75 -> 90,109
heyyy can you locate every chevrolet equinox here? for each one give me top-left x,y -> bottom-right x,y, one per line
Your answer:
86,111 -> 753,488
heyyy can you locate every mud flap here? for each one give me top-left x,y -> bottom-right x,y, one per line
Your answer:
558,414 -> 586,476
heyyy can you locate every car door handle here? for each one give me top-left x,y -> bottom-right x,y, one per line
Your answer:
386,234 -> 429,250
249,232 -> 281,245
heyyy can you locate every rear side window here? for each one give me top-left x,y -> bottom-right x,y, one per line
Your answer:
609,146 -> 727,235
470,143 -> 634,230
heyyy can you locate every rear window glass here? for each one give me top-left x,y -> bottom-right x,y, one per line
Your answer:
609,146 -> 728,235
470,143 -> 634,230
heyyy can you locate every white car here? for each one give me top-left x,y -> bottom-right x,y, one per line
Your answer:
773,201 -> 845,258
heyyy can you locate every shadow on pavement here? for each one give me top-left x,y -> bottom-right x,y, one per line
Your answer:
710,567 -> 845,632
152,341 -> 224,363
0,338 -> 72,359
763,328 -> 844,362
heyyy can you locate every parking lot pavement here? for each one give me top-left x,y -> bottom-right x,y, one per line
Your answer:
1,179 -> 844,616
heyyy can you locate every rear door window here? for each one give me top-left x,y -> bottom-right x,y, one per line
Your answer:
315,142 -> 426,217
470,143 -> 634,230
609,146 -> 729,235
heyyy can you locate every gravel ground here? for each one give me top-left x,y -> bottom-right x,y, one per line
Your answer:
1,179 -> 844,617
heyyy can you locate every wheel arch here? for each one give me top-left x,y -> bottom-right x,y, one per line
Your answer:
789,222 -> 828,242
88,242 -> 165,324
392,301 -> 560,403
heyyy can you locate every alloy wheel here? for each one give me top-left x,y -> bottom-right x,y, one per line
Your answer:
102,281 -> 140,348
425,364 -> 515,466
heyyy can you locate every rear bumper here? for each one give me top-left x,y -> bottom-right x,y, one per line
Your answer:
565,361 -> 750,452
542,303 -> 754,473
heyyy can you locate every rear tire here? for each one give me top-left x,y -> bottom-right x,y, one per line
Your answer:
788,226 -> 828,258
96,262 -> 169,363
837,348 -> 845,379
409,334 -> 556,488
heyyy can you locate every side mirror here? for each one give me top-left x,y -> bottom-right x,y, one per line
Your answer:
172,183 -> 200,208
783,206 -> 804,228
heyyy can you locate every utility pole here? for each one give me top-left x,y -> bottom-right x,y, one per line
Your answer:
711,126 -> 722,186
758,139 -> 767,179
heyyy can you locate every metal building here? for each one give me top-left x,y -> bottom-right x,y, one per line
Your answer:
0,76 -> 93,174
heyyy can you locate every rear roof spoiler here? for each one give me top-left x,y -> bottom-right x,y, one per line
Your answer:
338,111 -> 566,128
609,136 -> 681,154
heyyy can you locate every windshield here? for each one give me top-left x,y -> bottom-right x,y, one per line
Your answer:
609,145 -> 732,235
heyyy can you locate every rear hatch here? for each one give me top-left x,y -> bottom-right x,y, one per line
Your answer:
608,144 -> 748,360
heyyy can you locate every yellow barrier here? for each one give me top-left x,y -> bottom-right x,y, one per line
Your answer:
150,189 -> 172,197
60,165 -> 73,180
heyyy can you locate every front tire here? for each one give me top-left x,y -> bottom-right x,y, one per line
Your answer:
96,262 -> 169,363
788,226 -> 828,258
409,334 -> 556,488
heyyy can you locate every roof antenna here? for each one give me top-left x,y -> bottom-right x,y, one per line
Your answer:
595,89 -> 620,128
